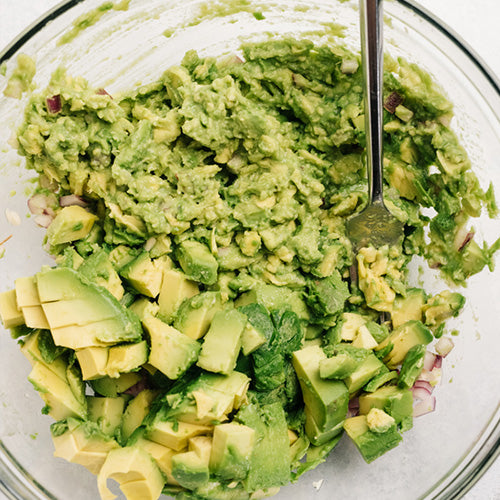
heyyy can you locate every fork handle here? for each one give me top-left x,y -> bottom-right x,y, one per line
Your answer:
360,0 -> 384,205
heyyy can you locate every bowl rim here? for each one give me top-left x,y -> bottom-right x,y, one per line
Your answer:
0,1 -> 499,499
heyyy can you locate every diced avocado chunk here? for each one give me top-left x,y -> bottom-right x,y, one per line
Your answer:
304,407 -> 345,446
235,283 -> 309,321
106,341 -> 149,378
241,322 -> 267,355
344,353 -> 385,394
166,371 -> 250,425
120,252 -> 163,298
87,396 -> 126,436
319,353 -> 360,380
147,419 -> 212,451
46,206 -> 97,245
391,288 -> 426,328
344,414 -> 402,463
158,269 -> 199,322
366,408 -> 396,434
143,316 -> 200,379
90,372 -> 142,397
292,345 -> 348,440
108,245 -> 139,270
305,272 -> 350,317
359,385 -> 413,430
122,389 -> 159,442
352,324 -> 378,349
364,321 -> 389,343
397,343 -> 426,389
15,275 -> 41,307
423,290 -> 465,327
197,309 -> 247,375
51,418 -> 120,474
177,240 -> 218,285
363,369 -> 398,392
0,289 -> 24,329
339,312 -> 367,341
20,330 -> 68,380
376,320 -> 433,368
236,402 -> 290,491
209,422 -> 255,481
172,450 -> 210,490
174,291 -> 222,340
134,437 -> 179,485
128,297 -> 159,322
28,362 -> 87,420
97,446 -> 165,500
36,267 -> 142,344
78,249 -> 124,301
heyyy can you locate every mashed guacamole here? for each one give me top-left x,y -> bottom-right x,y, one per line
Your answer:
1,38 -> 498,500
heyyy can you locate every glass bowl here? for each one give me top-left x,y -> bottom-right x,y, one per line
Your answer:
0,0 -> 499,499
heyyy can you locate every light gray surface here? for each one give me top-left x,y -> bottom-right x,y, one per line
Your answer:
0,0 -> 498,499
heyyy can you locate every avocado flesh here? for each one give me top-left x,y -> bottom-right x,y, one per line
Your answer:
292,345 -> 348,440
344,415 -> 402,463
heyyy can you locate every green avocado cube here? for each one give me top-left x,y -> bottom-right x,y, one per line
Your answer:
344,353 -> 385,394
359,385 -> 413,430
304,406 -> 345,446
177,240 -> 218,285
292,345 -> 348,438
423,290 -> 465,327
105,341 -> 149,378
165,371 -> 250,425
46,205 -> 97,245
121,389 -> 159,442
90,372 -> 142,397
143,316 -> 200,380
344,414 -> 402,463
391,288 -> 426,328
240,322 -> 267,355
209,422 -> 255,480
376,320 -> 433,368
120,252 -> 163,298
172,450 -> 210,490
197,309 -> 247,375
28,362 -> 87,420
157,269 -> 199,322
87,396 -> 126,436
174,291 -> 223,340
319,353 -> 360,380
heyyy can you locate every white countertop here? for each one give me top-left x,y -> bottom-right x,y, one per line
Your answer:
0,0 -> 498,499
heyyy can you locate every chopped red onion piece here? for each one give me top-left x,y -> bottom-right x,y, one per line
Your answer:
34,213 -> 53,228
123,377 -> 148,397
384,92 -> 403,113
435,336 -> 454,357
27,193 -> 49,215
59,194 -> 88,208
423,350 -> 436,371
458,230 -> 475,252
96,88 -> 111,97
413,394 -> 436,417
412,379 -> 433,395
434,355 -> 443,369
347,397 -> 360,418
46,94 -> 62,114
418,367 -> 442,387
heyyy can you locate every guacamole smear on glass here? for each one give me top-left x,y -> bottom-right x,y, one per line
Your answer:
1,38 -> 498,500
